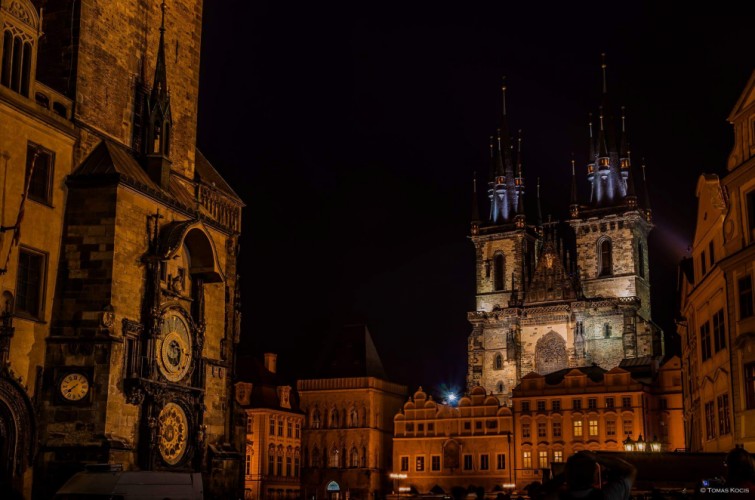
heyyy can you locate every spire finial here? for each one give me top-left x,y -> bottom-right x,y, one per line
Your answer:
570,153 -> 579,218
502,76 -> 507,117
601,52 -> 607,94
160,1 -> 167,32
599,107 -> 604,131
516,128 -> 523,177
536,176 -> 543,228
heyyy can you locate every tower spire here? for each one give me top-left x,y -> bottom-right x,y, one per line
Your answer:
570,156 -> 579,218
471,172 -> 481,235
536,177 -> 543,228
641,159 -> 652,220
514,130 -> 526,229
144,0 -> 173,189
601,52 -> 607,94
152,1 -> 168,103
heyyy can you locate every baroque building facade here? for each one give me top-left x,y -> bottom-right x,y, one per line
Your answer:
236,354 -> 304,500
392,386 -> 514,496
511,357 -> 684,488
677,69 -> 755,452
298,324 -> 407,500
0,0 -> 244,497
468,72 -> 663,405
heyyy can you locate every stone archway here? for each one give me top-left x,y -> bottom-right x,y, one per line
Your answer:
0,375 -> 35,494
535,331 -> 567,374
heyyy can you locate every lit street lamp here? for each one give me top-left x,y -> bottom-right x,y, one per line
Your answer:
635,434 -> 646,452
649,435 -> 662,453
623,436 -> 635,452
390,473 -> 407,497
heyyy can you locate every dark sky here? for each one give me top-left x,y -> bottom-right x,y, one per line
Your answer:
196,2 -> 754,396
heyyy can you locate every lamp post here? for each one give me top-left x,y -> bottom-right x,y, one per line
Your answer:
635,434 -> 646,453
390,473 -> 407,497
649,435 -> 662,453
623,436 -> 635,452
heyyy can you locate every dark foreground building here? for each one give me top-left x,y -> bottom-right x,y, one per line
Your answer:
0,1 -> 243,497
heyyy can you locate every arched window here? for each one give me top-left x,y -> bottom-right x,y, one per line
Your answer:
349,407 -> 358,427
638,244 -> 645,278
311,409 -> 321,429
496,381 -> 505,393
329,447 -> 340,468
599,239 -> 613,277
351,447 -> 359,467
311,447 -> 320,468
604,323 -> 611,338
494,253 -> 505,291
330,408 -> 339,428
494,353 -> 503,370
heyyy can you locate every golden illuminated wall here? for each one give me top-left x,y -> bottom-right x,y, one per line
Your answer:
298,377 -> 406,499
392,386 -> 514,495
679,70 -> 755,453
512,360 -> 684,488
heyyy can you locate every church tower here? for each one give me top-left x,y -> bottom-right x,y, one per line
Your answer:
568,56 -> 659,357
468,82 -> 538,394
467,64 -> 663,405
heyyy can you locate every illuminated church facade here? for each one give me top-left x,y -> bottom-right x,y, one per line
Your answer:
467,72 -> 664,404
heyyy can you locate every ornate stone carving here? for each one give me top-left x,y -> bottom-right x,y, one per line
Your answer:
535,331 -> 567,375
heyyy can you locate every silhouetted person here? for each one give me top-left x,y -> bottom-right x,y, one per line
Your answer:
563,451 -> 636,500
725,447 -> 755,490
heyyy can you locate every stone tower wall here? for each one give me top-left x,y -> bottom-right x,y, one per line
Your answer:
36,0 -> 203,177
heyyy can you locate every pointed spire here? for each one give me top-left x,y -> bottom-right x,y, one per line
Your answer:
641,159 -> 652,220
152,1 -> 169,103
144,0 -> 173,189
588,113 -> 595,159
536,177 -> 543,228
625,155 -> 637,208
620,106 -> 629,158
471,172 -> 481,234
499,78 -> 515,178
570,156 -> 579,218
502,76 -> 508,117
514,130 -> 526,229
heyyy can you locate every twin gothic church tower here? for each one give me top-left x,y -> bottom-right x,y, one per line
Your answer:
467,67 -> 663,403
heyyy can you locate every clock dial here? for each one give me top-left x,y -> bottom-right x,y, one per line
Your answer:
158,402 -> 189,465
59,372 -> 90,401
156,310 -> 193,382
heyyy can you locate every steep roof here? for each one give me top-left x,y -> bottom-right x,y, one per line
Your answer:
70,140 -> 196,209
195,149 -> 243,204
314,324 -> 387,380
235,355 -> 301,412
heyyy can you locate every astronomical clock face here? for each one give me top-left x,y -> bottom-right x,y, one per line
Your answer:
158,402 -> 189,465
156,310 -> 193,382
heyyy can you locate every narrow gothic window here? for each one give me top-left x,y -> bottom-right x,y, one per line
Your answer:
599,239 -> 612,276
494,353 -> 503,370
604,323 -> 611,338
0,32 -> 33,96
496,381 -> 504,393
494,254 -> 505,291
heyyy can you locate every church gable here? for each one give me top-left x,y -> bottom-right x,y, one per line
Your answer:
525,238 -> 576,304
692,174 -> 726,248
727,70 -> 755,170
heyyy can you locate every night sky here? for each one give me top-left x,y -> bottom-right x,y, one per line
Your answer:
196,2 -> 754,396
